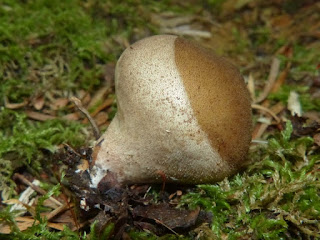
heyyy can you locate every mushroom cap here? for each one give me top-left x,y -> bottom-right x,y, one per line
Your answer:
90,35 -> 252,186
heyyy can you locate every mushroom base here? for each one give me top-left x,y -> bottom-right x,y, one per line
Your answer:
89,114 -> 241,187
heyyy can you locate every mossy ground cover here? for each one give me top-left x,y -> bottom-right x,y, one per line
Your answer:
1,0 -> 319,239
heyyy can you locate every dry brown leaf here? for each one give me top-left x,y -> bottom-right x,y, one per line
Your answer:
314,133 -> 320,146
50,98 -> 69,110
77,159 -> 89,172
0,220 -> 33,234
83,98 -> 113,124
47,222 -> 66,231
94,112 -> 109,126
33,96 -> 45,110
25,110 -> 56,121
81,92 -> 91,106
221,0 -> 254,16
4,97 -> 28,109
50,209 -> 74,223
104,62 -> 116,88
87,86 -> 110,110
133,204 -> 201,229
92,98 -> 113,115
63,112 -> 80,121
271,14 -> 292,29
0,216 -> 68,234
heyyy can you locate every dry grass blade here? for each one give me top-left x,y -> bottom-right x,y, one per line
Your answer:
70,96 -> 100,139
255,57 -> 281,103
82,98 -> 114,124
4,96 -> 28,109
25,110 -> 57,121
251,103 -> 281,123
252,102 -> 285,140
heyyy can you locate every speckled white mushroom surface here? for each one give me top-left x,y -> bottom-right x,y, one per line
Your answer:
89,35 -> 252,187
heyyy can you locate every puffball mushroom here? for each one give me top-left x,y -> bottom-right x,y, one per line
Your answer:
89,35 -> 252,187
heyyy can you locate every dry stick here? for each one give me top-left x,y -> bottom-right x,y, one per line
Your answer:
82,98 -> 114,124
252,102 -> 285,140
13,173 -> 63,207
251,103 -> 281,123
13,175 -> 74,229
70,96 -> 100,140
25,110 -> 57,121
46,203 -> 72,221
71,221 -> 88,231
154,219 -> 179,236
255,57 -> 281,103
4,96 -> 28,109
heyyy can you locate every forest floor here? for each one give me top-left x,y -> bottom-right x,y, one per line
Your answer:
0,0 -> 320,239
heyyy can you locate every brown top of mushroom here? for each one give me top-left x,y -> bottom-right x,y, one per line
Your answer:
174,37 -> 252,170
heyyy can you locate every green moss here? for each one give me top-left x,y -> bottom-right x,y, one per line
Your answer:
0,109 -> 86,163
268,84 -> 320,111
250,214 -> 288,239
0,0 -> 110,102
128,231 -> 191,240
277,44 -> 320,81
0,109 -> 88,199
180,122 -> 320,239
250,26 -> 271,47
88,221 -> 115,240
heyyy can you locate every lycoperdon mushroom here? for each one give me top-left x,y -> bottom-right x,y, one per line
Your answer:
89,35 -> 252,187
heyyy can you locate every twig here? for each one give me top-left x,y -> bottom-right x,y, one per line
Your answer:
82,98 -> 114,124
13,173 -> 63,207
70,96 -> 100,140
252,102 -> 285,140
25,110 -> 56,121
4,96 -> 28,109
251,103 -> 281,123
154,219 -> 179,236
47,203 -> 71,221
255,57 -> 280,103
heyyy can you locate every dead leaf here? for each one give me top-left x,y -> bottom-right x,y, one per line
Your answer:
33,96 -> 45,110
25,110 -> 56,121
49,209 -> 74,224
94,112 -> 109,126
314,133 -> 320,146
87,86 -> 110,110
83,98 -> 113,124
50,98 -> 69,110
133,203 -> 201,229
63,112 -> 80,121
0,219 -> 34,234
104,63 -> 115,89
291,115 -> 320,137
271,14 -> 292,29
4,97 -> 28,109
